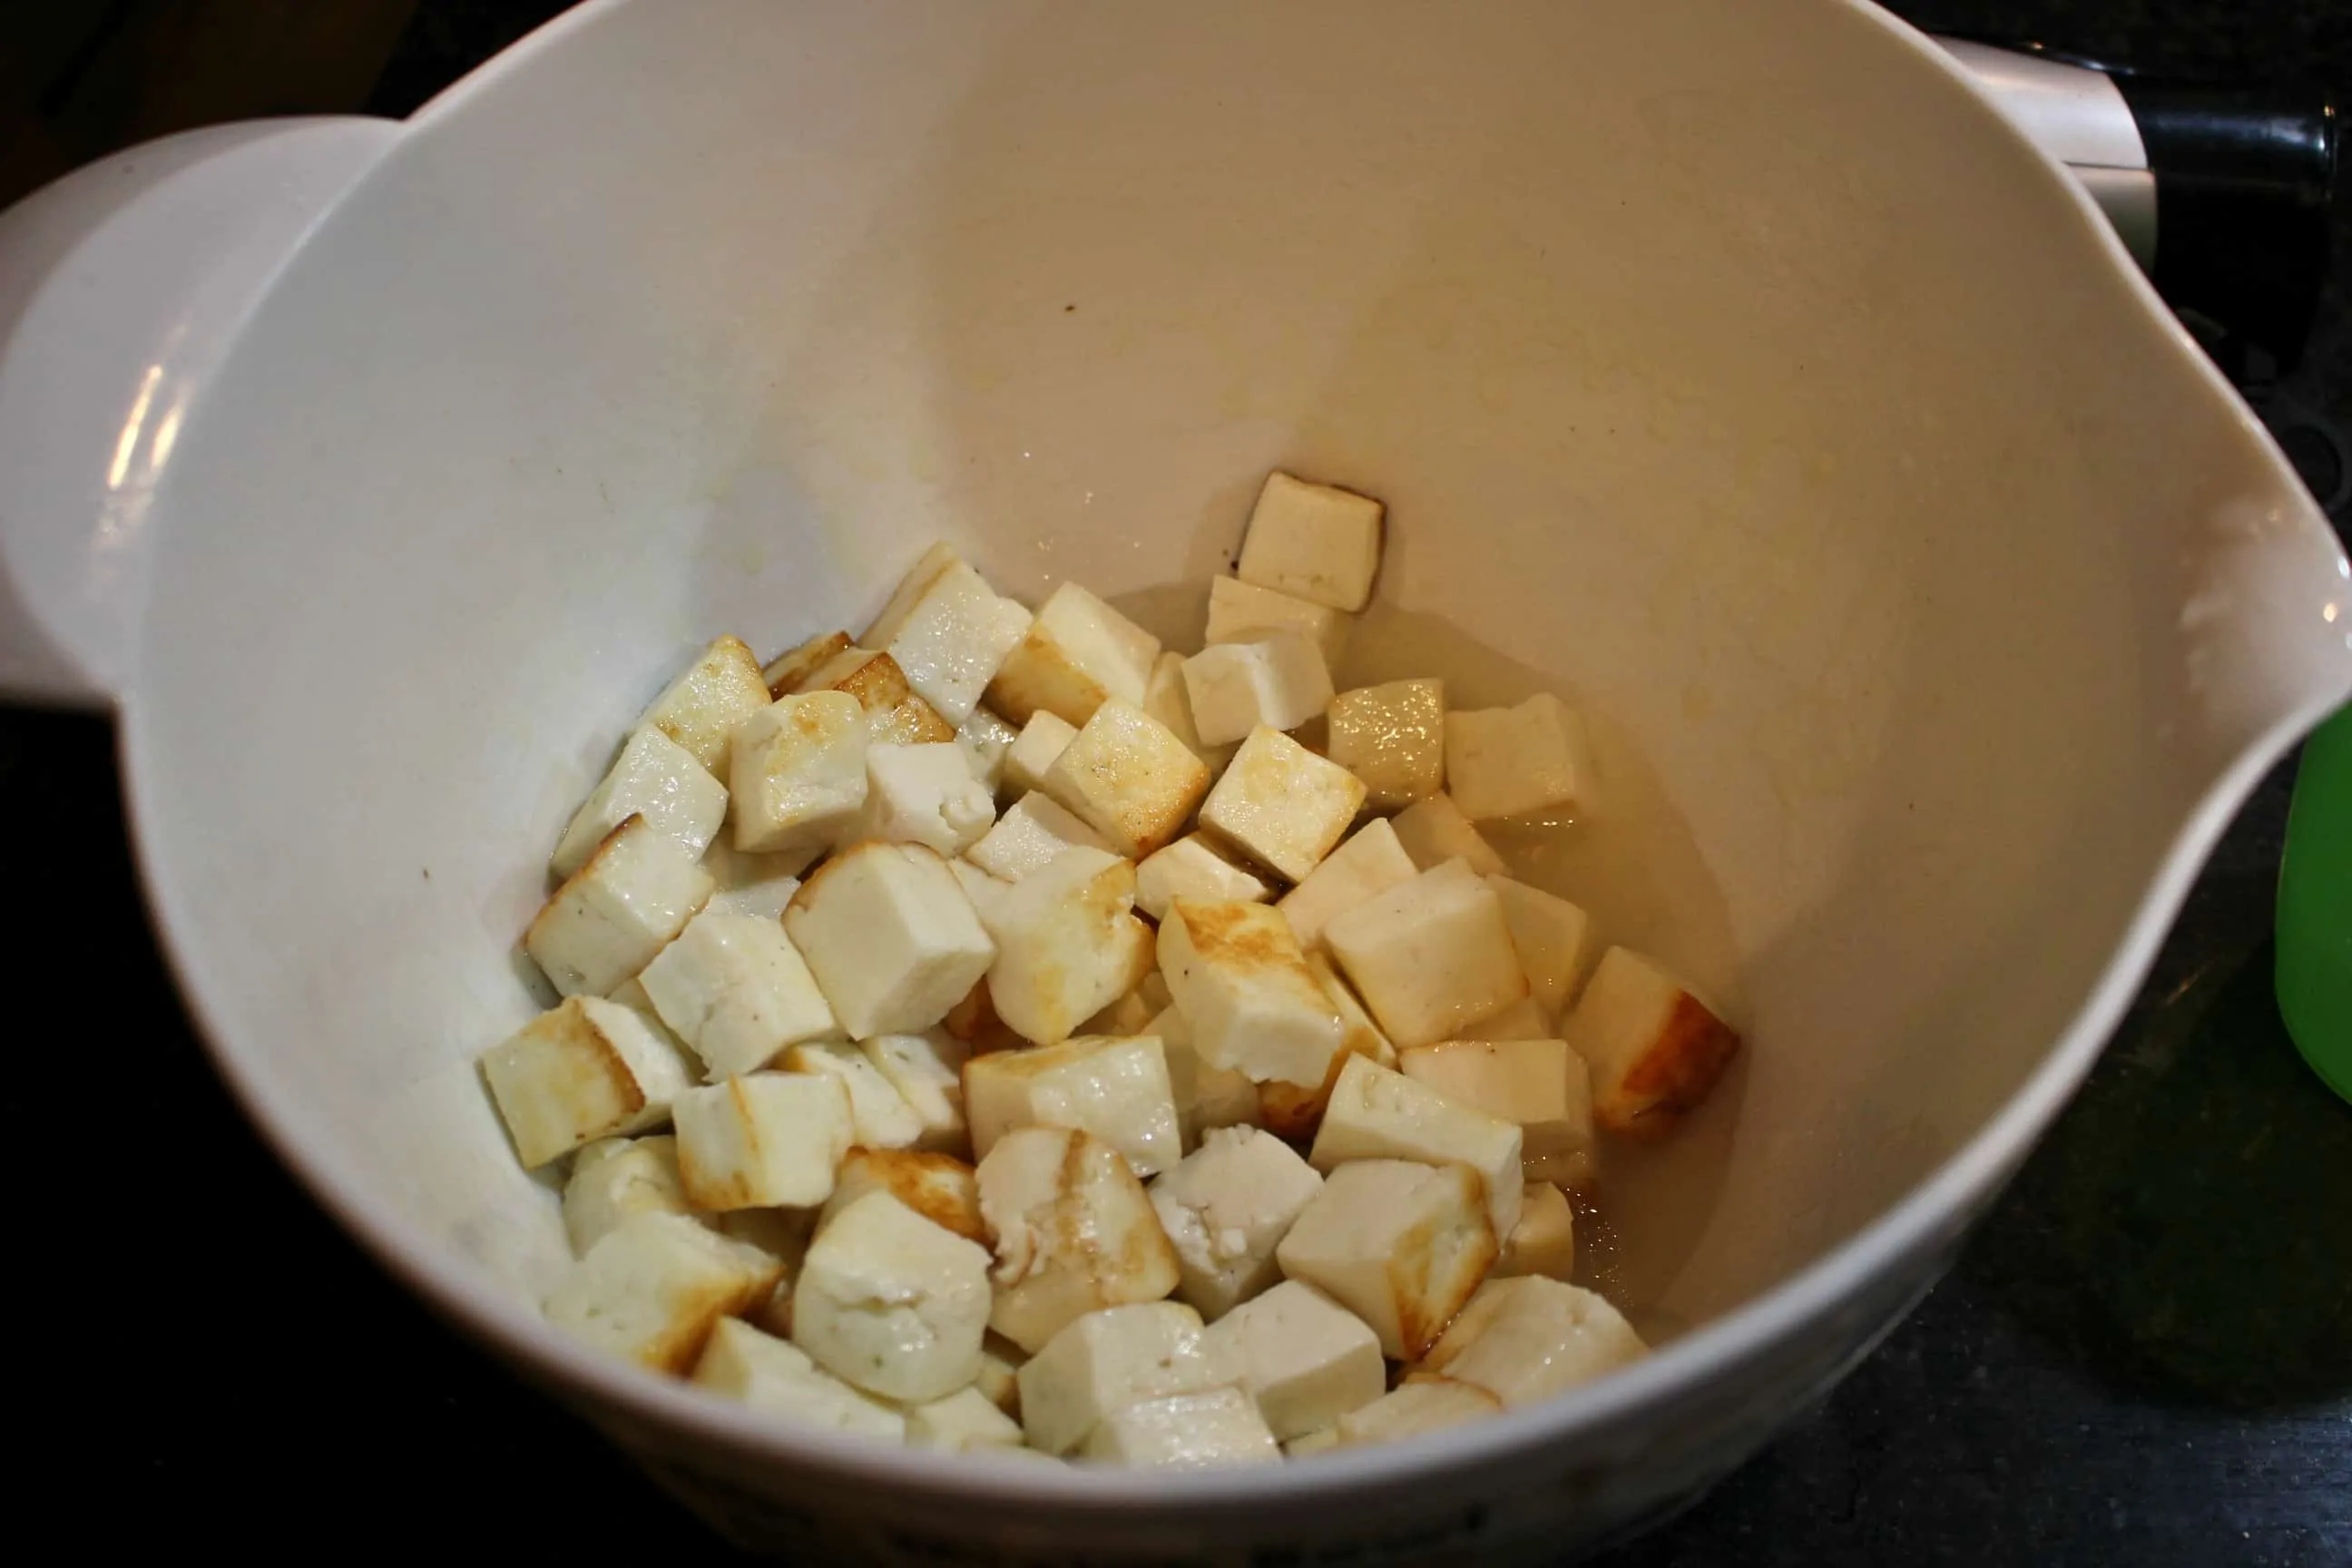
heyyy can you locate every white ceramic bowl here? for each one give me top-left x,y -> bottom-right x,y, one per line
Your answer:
2,1 -> 2347,1560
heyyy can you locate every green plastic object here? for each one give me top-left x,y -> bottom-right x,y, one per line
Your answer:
2278,700 -> 2352,1104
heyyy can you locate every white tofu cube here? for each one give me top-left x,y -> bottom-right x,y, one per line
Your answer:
1151,1006 -> 1264,1150
1236,472 -> 1384,612
1325,859 -> 1530,1049
698,837 -> 818,921
1080,1387 -> 1280,1468
1004,710 -> 1079,799
965,1034 -> 1181,1177
861,544 -> 1034,724
975,1126 -> 1181,1353
818,1146 -> 985,1245
985,582 -> 1161,728
1485,877 -> 1598,1021
672,1071 -> 854,1210
1334,1377 -> 1502,1446
1308,1054 -> 1524,1240
1255,955 -> 1396,1142
905,1385 -> 1028,1452
1203,574 -> 1351,669
1387,793 -> 1505,877
1181,633 -> 1335,747
786,842 -> 997,1038
525,815 -> 714,998
1494,1181 -> 1577,1279
858,742 -> 997,856
1015,1300 -> 1230,1455
760,630 -> 854,700
780,1040 -> 926,1150
1445,694 -> 1595,822
692,1317 -> 906,1439
1562,946 -> 1742,1138
1465,996 -> 1552,1041
1135,835 -> 1268,923
799,646 -> 958,745
1272,1159 -> 1496,1360
1142,650 -> 1235,771
976,848 -> 1154,1046
551,725 -> 728,878
1203,1279 -> 1385,1440
1157,899 -> 1343,1088
545,1212 -> 783,1372
562,1135 -> 691,1256
975,1332 -> 1026,1415
640,909 -> 840,1080
482,995 -> 696,1168
730,691 -> 870,855
1326,680 -> 1445,811
1148,1126 -> 1324,1319
957,707 -> 1022,794
1041,698 -> 1211,859
964,791 -> 1110,882
1421,1277 -> 1647,1406
1398,1038 -> 1593,1188
639,635 -> 772,773
860,1030 -> 972,1153
1277,818 -> 1417,953
1197,727 -> 1366,883
791,1190 -> 995,1402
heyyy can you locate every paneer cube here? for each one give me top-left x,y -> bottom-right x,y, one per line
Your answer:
976,848 -> 1154,1046
859,1031 -> 972,1153
1151,1006 -> 1264,1149
481,995 -> 696,1168
1078,986 -> 1158,1038
1562,946 -> 1741,1138
1334,1377 -> 1502,1446
1277,818 -> 1417,954
1203,1279 -> 1386,1439
562,1135 -> 691,1256
1326,680 -> 1446,811
1041,698 -> 1210,859
698,837 -> 819,921
1486,877 -> 1598,1021
1079,1387 -> 1280,1468
946,858 -> 1015,930
1465,996 -> 1551,1041
1004,711 -> 1079,798
860,544 -> 1034,724
1016,1300 -> 1230,1455
1494,1181 -> 1577,1280
730,691 -> 869,855
1397,1038 -> 1594,1188
786,842 -> 996,1038
964,791 -> 1110,882
1203,575 -> 1351,669
1256,955 -> 1396,1142
1181,633 -> 1335,747
818,1147 -> 985,1244
942,974 -> 1028,1058
1236,471 -> 1384,612
956,707 -> 1022,795
1143,856 -> 1269,946
1157,899 -> 1343,1088
1196,727 -> 1366,883
693,1318 -> 905,1439
905,1385 -> 1028,1452
965,1034 -> 1181,1177
780,1041 -> 926,1150
715,1206 -> 818,1341
1148,1126 -> 1324,1318
1445,693 -> 1594,822
1387,793 -> 1505,877
1325,859 -> 1529,1049
975,1126 -> 1181,1353
672,1072 -> 854,1210
551,726 -> 729,878
760,630 -> 854,701
1419,1277 -> 1647,1406
639,635 -> 772,773
858,742 -> 997,856
524,815 -> 714,998
791,1190 -> 995,1403
639,909 -> 840,1079
1272,1159 -> 1496,1360
985,582 -> 1160,728
799,645 -> 957,745
545,1212 -> 783,1373
1308,1054 -> 1524,1240
1142,651 -> 1234,771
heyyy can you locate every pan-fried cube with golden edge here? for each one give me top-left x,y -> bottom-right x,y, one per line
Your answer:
761,630 -> 854,701
1387,792 -> 1506,877
545,1211 -> 784,1373
965,1034 -> 1181,1177
985,582 -> 1161,728
1135,834 -> 1269,923
1308,1053 -> 1524,1240
1181,632 -> 1336,747
976,847 -> 1154,1046
691,1317 -> 906,1438
1015,1300 -> 1230,1455
790,1190 -> 995,1403
1398,1037 -> 1594,1188
1004,710 -> 1079,798
698,837 -> 820,921
1203,1279 -> 1386,1440
1325,679 -> 1445,811
786,842 -> 997,1039
860,544 -> 1034,724
859,1030 -> 971,1153
1041,697 -> 1211,859
1257,955 -> 1396,1142
964,791 -> 1110,882
1272,1159 -> 1496,1360
857,742 -> 996,856
713,1206 -> 817,1341
730,691 -> 869,855
818,1147 -> 985,1245
1151,1006 -> 1263,1149
1485,876 -> 1599,1022
1334,1376 -> 1502,1447
1142,650 -> 1235,772
1157,899 -> 1344,1088
1148,1125 -> 1324,1318
1197,727 -> 1366,884
1562,946 -> 1742,1137
1494,1181 -> 1576,1279
975,1125 -> 1181,1353
1204,575 -> 1351,670
957,706 -> 1022,795
1445,693 -> 1596,822
779,1041 -> 926,1150
797,645 -> 958,745
1277,817 -> 1417,954
638,908 -> 840,1080
481,995 -> 697,1168
1081,1386 -> 1281,1467
672,1071 -> 854,1210
1237,471 -> 1384,612
639,634 -> 772,773
906,1385 -> 1028,1452
525,815 -> 713,998
1078,985 -> 1158,1038
1419,1276 -> 1647,1406
1324,858 -> 1529,1049
551,726 -> 729,879
562,1136 -> 691,1256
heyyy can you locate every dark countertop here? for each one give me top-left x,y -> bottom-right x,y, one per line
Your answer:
6,2 -> 2347,1562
